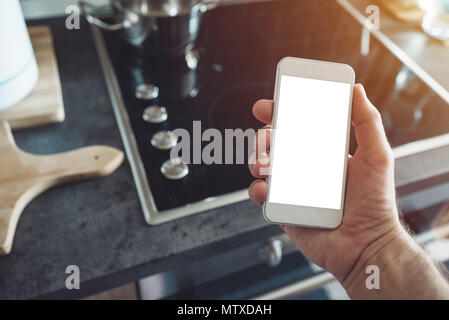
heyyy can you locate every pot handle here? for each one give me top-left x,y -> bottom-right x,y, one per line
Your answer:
78,1 -> 130,31
202,0 -> 222,11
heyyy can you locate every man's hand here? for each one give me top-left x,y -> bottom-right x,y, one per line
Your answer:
248,84 -> 404,283
248,84 -> 449,299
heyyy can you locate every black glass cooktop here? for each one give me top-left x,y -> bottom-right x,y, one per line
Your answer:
102,0 -> 449,212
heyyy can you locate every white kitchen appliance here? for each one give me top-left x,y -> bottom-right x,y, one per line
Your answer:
0,0 -> 38,110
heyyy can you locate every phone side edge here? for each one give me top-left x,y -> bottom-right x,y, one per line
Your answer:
337,66 -> 356,228
263,56 -> 285,224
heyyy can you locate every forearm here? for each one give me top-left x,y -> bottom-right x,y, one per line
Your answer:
343,227 -> 449,299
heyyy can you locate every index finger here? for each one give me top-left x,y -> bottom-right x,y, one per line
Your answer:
253,99 -> 274,125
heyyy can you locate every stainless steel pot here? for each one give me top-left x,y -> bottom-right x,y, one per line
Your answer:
79,0 -> 220,52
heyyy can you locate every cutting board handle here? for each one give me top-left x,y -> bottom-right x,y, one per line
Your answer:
0,121 -> 124,254
31,145 -> 125,183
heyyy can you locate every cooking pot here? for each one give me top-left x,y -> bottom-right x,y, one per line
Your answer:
79,0 -> 220,53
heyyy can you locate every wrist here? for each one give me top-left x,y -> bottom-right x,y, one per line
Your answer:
342,225 -> 414,298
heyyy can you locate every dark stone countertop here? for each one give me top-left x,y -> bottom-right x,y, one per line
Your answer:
1,13 -> 449,299
0,18 -> 279,300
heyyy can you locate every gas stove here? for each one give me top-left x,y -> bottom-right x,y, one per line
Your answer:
91,0 -> 449,224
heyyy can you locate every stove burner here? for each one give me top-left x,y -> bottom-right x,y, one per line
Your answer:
143,105 -> 168,123
160,158 -> 189,180
135,83 -> 159,100
151,130 -> 177,150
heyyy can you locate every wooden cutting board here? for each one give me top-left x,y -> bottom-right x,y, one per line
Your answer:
0,121 -> 124,255
0,26 -> 65,129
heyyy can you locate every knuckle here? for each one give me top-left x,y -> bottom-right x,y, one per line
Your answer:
248,152 -> 257,166
368,105 -> 382,123
378,145 -> 394,166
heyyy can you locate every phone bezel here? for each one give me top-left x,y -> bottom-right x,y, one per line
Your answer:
263,57 -> 355,229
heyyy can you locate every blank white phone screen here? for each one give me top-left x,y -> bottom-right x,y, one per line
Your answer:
268,75 -> 351,210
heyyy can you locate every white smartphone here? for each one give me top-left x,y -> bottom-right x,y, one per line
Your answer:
263,57 -> 355,229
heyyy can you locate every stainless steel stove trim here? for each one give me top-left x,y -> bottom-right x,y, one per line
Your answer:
91,23 -> 249,225
252,271 -> 337,300
91,0 -> 449,226
337,0 -> 449,159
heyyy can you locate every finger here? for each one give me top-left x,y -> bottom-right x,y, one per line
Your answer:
351,84 -> 392,163
283,225 -> 320,239
253,99 -> 274,125
282,225 -> 326,251
248,152 -> 270,178
248,180 -> 268,206
252,130 -> 346,175
253,125 -> 271,154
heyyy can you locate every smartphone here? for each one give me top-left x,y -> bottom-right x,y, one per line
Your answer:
263,57 -> 355,229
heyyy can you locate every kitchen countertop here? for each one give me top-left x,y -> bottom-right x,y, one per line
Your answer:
1,7 -> 449,299
348,0 -> 449,92
0,18 -> 279,300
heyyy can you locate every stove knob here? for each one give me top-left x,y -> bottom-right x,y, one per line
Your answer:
185,49 -> 199,70
259,238 -> 283,267
135,83 -> 159,100
161,158 -> 189,180
151,130 -> 177,150
143,105 -> 167,123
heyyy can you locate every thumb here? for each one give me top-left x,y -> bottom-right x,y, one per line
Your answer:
352,84 -> 393,164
